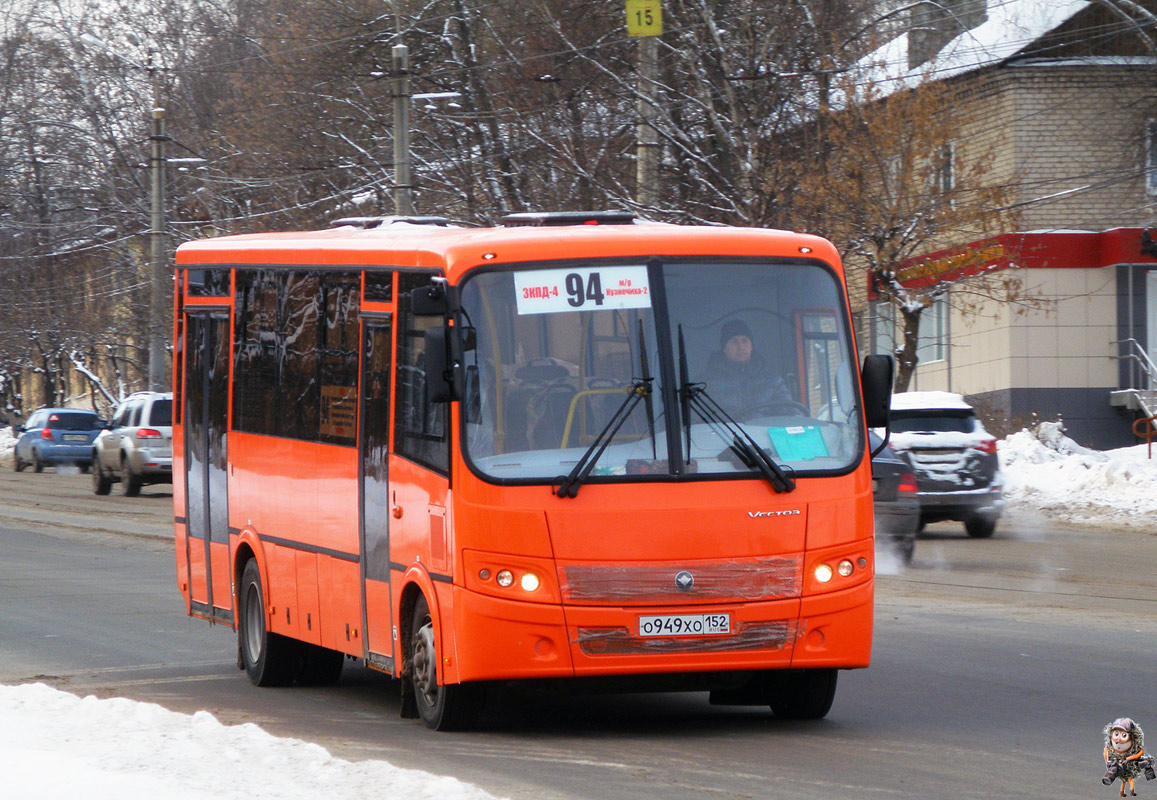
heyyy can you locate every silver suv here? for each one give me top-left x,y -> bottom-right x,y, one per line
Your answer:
888,391 -> 1004,539
93,392 -> 173,496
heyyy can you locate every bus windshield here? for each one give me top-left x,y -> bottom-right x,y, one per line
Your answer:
459,260 -> 862,483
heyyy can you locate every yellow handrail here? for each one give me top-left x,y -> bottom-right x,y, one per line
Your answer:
560,387 -> 632,448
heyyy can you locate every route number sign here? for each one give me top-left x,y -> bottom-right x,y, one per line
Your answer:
626,0 -> 662,37
514,266 -> 651,315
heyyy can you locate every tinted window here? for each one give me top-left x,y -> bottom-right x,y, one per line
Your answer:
148,399 -> 173,427
233,269 -> 359,445
395,271 -> 449,474
113,403 -> 132,428
188,269 -> 231,297
364,271 -> 393,302
890,411 -> 975,434
319,273 -> 359,445
46,412 -> 100,430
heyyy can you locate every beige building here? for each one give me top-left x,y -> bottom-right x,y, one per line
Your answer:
866,0 -> 1157,447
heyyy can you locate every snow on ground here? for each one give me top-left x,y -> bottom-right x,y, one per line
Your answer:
0,683 -> 503,800
2,418 -> 1156,796
999,420 -> 1157,526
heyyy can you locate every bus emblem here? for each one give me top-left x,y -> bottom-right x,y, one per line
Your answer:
675,571 -> 694,591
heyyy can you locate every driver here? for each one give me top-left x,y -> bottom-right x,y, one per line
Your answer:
703,320 -> 794,418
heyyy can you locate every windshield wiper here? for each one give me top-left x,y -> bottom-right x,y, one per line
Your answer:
554,322 -> 657,498
677,326 -> 795,494
554,377 -> 653,498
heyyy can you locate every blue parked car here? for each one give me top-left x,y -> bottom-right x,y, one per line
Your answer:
13,408 -> 104,473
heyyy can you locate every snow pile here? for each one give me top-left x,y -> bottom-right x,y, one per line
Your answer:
0,683 -> 504,800
999,421 -> 1157,525
0,426 -> 13,461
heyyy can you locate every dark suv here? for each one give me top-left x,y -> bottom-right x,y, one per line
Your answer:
888,392 -> 1003,539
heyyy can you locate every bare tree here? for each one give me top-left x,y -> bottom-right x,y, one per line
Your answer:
781,75 -> 1035,392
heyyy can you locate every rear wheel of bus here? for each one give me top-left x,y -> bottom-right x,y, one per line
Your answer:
238,559 -> 298,686
409,593 -> 484,731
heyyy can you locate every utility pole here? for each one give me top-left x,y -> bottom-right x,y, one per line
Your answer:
627,0 -> 662,209
392,44 -> 414,216
80,34 -> 169,392
148,56 -> 167,392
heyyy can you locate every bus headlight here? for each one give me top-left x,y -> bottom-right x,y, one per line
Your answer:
520,572 -> 541,592
496,569 -> 514,588
837,559 -> 854,577
814,563 -> 833,583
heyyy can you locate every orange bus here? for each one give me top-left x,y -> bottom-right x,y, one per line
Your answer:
173,211 -> 892,730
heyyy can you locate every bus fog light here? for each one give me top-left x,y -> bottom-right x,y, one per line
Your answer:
837,559 -> 854,577
478,569 -> 491,581
814,563 -> 833,583
520,572 -> 540,592
496,569 -> 514,588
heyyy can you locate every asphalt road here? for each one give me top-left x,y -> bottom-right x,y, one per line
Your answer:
1,466 -> 1155,799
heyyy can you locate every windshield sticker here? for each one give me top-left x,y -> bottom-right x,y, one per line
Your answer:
514,266 -> 651,315
768,426 -> 829,461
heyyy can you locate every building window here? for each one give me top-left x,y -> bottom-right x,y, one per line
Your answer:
935,142 -> 955,196
870,300 -> 898,358
916,294 -> 948,363
1147,120 -> 1157,196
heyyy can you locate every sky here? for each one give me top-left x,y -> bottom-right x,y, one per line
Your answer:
2,419 -> 1156,797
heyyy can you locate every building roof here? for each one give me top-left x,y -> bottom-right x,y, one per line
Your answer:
860,0 -> 1092,94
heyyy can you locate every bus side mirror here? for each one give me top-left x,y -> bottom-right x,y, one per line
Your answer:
411,282 -> 458,316
860,354 -> 893,429
424,326 -> 457,403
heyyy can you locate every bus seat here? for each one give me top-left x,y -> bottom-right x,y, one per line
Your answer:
527,383 -> 577,449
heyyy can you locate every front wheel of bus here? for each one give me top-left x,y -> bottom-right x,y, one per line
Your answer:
238,559 -> 297,687
768,669 -> 838,720
409,594 -> 483,731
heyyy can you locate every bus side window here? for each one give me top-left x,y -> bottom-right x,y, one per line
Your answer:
395,273 -> 449,475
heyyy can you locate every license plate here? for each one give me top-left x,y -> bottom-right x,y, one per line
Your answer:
63,434 -> 88,442
638,613 -> 730,637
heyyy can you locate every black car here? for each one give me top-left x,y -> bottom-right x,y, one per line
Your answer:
888,392 -> 1004,539
870,432 -> 919,563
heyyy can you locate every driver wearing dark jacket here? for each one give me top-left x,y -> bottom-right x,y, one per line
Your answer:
702,320 -> 792,419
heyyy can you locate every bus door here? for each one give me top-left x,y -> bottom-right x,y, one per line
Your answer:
184,311 -> 232,623
359,318 -> 394,670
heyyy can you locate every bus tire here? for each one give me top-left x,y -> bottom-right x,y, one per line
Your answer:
409,593 -> 483,731
768,669 -> 838,720
238,559 -> 297,687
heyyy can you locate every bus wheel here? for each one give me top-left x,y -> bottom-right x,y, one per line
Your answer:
409,594 -> 483,731
768,669 -> 838,720
238,559 -> 297,687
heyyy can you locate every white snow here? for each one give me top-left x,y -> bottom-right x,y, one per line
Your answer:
0,683 -> 504,800
858,0 -> 1093,96
890,390 -> 972,411
999,420 -> 1157,526
3,415 -> 1157,794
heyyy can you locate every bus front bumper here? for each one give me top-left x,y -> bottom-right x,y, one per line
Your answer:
449,580 -> 872,683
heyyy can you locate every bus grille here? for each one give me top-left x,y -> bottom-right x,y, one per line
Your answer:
576,621 -> 798,655
559,557 -> 802,604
